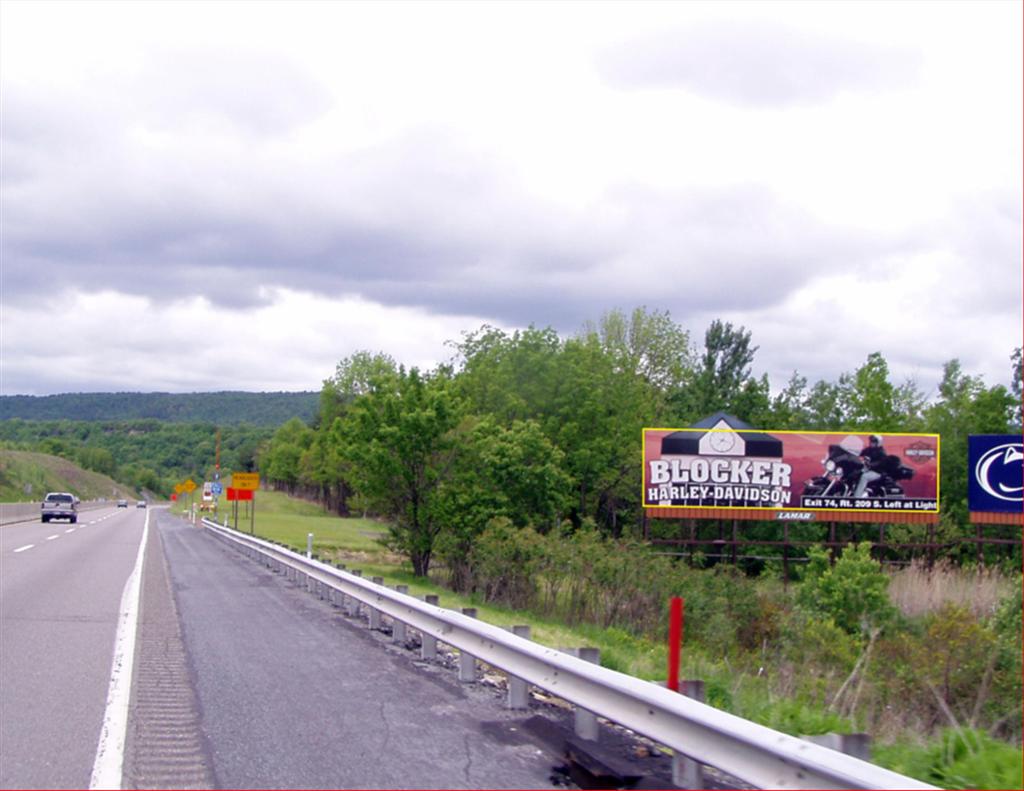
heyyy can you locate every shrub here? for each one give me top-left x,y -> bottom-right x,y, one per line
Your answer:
468,518 -> 544,608
797,542 -> 896,635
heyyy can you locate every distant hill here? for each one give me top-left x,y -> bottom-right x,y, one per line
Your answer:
0,391 -> 318,426
0,449 -> 138,502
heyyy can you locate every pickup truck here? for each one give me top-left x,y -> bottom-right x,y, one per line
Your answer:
41,492 -> 78,523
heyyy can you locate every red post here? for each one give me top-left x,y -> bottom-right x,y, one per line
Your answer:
668,596 -> 683,692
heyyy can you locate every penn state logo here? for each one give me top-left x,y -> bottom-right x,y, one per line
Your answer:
974,443 -> 1024,503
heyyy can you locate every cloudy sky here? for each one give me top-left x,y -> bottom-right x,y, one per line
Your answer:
2,0 -> 1021,398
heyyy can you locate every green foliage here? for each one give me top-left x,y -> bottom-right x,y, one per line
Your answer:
875,729 -> 1024,790
339,367 -> 463,576
757,697 -> 855,737
675,319 -> 758,420
797,543 -> 896,635
468,518 -> 545,608
0,391 -> 317,424
0,449 -> 139,501
0,419 -> 272,496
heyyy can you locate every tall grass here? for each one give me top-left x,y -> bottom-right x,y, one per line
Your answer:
888,559 -> 1017,619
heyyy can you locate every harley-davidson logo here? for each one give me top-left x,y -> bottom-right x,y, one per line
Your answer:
905,442 -> 937,464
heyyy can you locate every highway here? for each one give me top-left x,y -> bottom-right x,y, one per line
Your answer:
1,505 -> 145,788
1,507 -> 563,789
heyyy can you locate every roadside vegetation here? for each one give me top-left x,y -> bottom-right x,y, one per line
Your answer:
185,490 -> 1022,789
0,419 -> 271,498
247,309 -> 1021,788
0,449 -> 139,501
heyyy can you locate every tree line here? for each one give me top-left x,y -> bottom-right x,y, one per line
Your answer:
259,307 -> 1022,577
0,391 -> 318,425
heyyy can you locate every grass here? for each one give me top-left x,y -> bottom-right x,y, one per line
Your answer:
0,449 -> 138,502
888,558 -> 1018,619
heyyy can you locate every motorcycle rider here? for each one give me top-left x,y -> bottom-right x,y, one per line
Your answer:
853,434 -> 887,498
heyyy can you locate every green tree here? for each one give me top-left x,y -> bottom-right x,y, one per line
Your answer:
925,360 -> 1014,526
261,417 -> 313,494
340,367 -> 462,576
435,416 -> 571,589
580,306 -> 693,403
1009,347 -> 1021,429
675,320 -> 760,421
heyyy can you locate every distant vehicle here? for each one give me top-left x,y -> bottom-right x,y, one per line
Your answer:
117,499 -> 128,508
136,500 -> 146,508
41,492 -> 78,523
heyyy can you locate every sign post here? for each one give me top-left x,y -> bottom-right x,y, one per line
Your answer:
667,597 -> 684,693
231,473 -> 260,534
183,478 -> 197,524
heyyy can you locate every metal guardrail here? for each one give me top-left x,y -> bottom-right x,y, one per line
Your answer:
201,518 -> 936,790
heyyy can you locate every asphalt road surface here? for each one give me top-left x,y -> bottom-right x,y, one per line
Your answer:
1,505 -> 145,788
3,506 -> 564,789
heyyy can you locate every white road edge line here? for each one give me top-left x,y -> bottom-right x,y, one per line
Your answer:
90,508 -> 149,790
13,544 -> 34,553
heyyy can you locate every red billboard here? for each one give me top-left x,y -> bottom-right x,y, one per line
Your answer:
643,422 -> 939,515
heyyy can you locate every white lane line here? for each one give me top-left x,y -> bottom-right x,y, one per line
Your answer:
46,534 -> 60,541
66,528 -> 76,533
90,508 -> 149,790
14,544 -> 34,553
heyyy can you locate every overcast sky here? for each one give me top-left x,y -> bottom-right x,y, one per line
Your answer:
2,0 -> 1021,399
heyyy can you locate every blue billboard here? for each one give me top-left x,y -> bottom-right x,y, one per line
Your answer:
968,435 -> 1023,513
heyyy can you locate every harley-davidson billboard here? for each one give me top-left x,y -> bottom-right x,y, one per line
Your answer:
643,421 -> 939,514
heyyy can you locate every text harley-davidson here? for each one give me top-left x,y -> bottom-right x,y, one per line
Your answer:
802,445 -> 914,499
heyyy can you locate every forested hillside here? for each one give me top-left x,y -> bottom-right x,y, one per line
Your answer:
0,449 -> 139,501
0,391 -> 317,425
0,420 -> 270,497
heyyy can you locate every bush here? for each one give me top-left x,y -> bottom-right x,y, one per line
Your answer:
468,518 -> 544,608
797,542 -> 896,635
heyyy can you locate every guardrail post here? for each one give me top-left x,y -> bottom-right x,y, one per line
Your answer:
573,648 -> 601,741
332,564 -> 346,609
506,626 -> 531,709
672,680 -> 707,789
306,533 -> 313,559
369,578 -> 384,630
393,586 -> 409,644
802,733 -> 871,761
421,595 -> 439,660
350,571 -> 363,617
459,608 -> 478,681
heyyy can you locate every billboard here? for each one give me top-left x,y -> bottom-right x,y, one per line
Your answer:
968,435 -> 1023,514
643,420 -> 939,515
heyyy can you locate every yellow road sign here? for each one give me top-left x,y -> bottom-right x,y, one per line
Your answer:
174,483 -> 185,495
232,472 -> 260,491
183,479 -> 197,493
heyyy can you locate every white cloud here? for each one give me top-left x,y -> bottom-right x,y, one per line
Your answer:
1,289 -> 505,394
1,0 -> 1020,397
